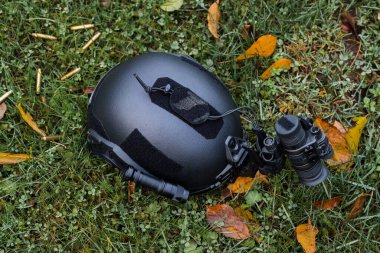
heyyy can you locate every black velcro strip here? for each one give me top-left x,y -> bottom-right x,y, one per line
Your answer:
120,129 -> 182,179
149,77 -> 223,139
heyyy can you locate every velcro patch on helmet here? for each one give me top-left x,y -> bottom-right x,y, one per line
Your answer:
170,87 -> 210,125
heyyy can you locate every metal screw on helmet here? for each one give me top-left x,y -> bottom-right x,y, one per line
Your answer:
274,115 -> 334,186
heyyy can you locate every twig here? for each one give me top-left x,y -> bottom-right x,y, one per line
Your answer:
81,32 -> 101,50
41,135 -> 62,141
31,33 -> 57,40
36,68 -> 42,95
0,90 -> 13,104
60,67 -> 81,81
70,24 -> 95,31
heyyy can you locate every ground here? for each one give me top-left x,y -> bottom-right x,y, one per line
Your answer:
0,1 -> 379,252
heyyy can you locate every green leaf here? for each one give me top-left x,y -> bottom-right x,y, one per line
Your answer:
244,190 -> 263,207
160,0 -> 183,12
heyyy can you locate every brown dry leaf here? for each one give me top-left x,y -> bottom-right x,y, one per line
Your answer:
206,204 -> 250,240
240,24 -> 253,40
260,58 -> 292,79
313,196 -> 342,210
348,192 -> 371,219
295,220 -> 318,253
207,1 -> 221,40
333,120 -> 347,135
235,34 -> 277,61
127,181 -> 136,202
314,118 -> 352,168
17,103 -> 46,137
0,103 -> 6,120
0,153 -> 32,164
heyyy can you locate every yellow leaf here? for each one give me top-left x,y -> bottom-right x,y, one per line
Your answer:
207,1 -> 220,40
235,34 -> 277,61
295,220 -> 318,253
345,116 -> 367,155
260,58 -> 292,80
17,103 -> 46,137
206,204 -> 251,240
0,153 -> 32,164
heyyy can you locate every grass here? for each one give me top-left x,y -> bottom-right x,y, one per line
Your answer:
0,0 -> 379,252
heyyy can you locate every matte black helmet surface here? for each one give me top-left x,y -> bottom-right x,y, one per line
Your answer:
87,52 -> 246,202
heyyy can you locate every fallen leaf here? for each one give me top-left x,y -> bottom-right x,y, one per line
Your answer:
227,171 -> 268,194
340,12 -> 359,36
240,24 -> 253,40
348,192 -> 371,219
345,116 -> 367,155
160,0 -> 183,12
0,153 -> 32,164
235,34 -> 277,61
260,58 -> 292,79
295,220 -> 318,253
0,103 -> 6,120
234,207 -> 260,232
99,0 -> 111,7
228,177 -> 254,193
206,204 -> 250,240
333,120 -> 347,134
207,1 -> 220,40
314,118 -> 352,168
313,196 -> 342,210
17,103 -> 46,137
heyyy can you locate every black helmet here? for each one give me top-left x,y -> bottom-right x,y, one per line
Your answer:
87,52 -> 252,202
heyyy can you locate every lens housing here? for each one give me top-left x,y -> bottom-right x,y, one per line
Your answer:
275,115 -> 332,186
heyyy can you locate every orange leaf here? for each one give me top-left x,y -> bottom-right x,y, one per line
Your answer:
227,171 -> 268,194
235,34 -> 277,61
313,196 -> 342,210
295,220 -> 318,253
206,204 -> 250,240
348,192 -> 371,219
0,153 -> 32,164
17,103 -> 46,137
314,117 -> 351,168
260,58 -> 292,80
207,1 -> 220,40
227,177 -> 254,193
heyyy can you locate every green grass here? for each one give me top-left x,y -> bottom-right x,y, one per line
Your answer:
0,0 -> 379,252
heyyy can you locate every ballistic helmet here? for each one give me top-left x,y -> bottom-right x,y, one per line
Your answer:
87,52 -> 250,202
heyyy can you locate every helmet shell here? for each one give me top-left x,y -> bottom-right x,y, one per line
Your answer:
88,52 -> 242,193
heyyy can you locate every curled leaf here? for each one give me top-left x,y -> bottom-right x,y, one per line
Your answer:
235,34 -> 277,61
295,220 -> 318,253
313,196 -> 342,210
260,58 -> 292,80
348,192 -> 370,219
160,0 -> 183,12
17,103 -> 46,137
0,153 -> 32,164
206,204 -> 250,240
207,1 -> 220,40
